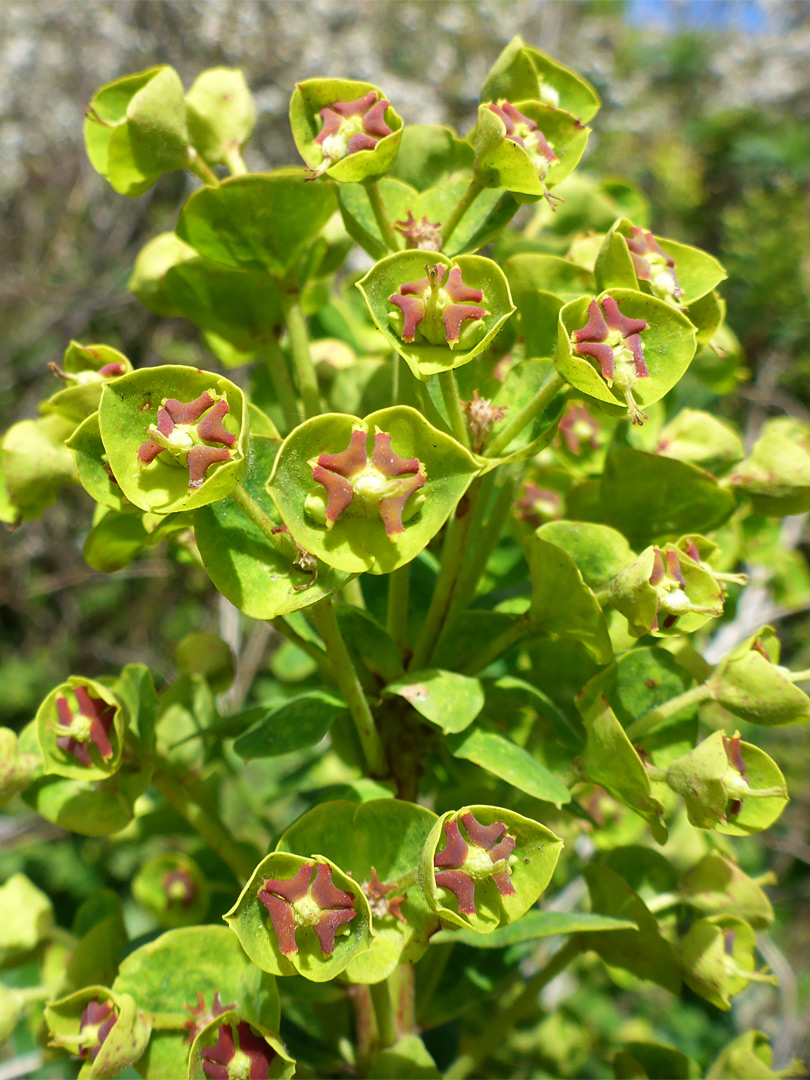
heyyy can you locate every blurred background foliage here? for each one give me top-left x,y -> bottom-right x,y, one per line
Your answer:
2,0 -> 810,1076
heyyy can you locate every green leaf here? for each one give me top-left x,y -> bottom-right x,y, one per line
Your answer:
276,799 -> 439,983
186,67 -> 255,166
0,873 -> 55,968
369,1035 -> 440,1079
83,508 -> 190,573
708,626 -> 810,727
67,412 -> 137,513
582,864 -> 682,994
487,357 -> 569,462
195,435 -> 352,619
128,232 -> 197,316
445,727 -> 570,807
433,909 -> 636,948
176,170 -> 337,277
113,926 -> 279,1080
727,417 -> 810,515
338,177 -> 514,259
390,124 -> 474,191
0,413 -> 76,524
707,1032 -> 801,1080
599,448 -> 736,548
233,691 -> 345,760
165,257 -> 283,359
524,533 -> 612,664
679,852 -> 774,929
656,408 -> 744,473
335,605 -> 404,684
556,289 -> 697,422
384,669 -> 484,733
84,66 -> 189,196
578,693 -> 667,843
614,1042 -> 700,1080
267,407 -> 480,575
535,520 -> 634,590
358,250 -> 515,380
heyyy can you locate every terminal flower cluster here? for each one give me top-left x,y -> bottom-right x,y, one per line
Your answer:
53,685 -> 115,767
258,861 -> 357,956
310,90 -> 392,178
389,263 -> 488,349
572,296 -> 649,424
434,811 -> 516,915
137,390 -> 236,489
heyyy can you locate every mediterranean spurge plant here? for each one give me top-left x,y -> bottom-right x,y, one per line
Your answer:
2,38 -> 809,1080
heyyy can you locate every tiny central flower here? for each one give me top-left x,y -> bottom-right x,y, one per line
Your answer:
200,1020 -> 276,1080
306,428 -> 427,541
137,390 -> 236,490
625,227 -> 683,304
184,991 -> 234,1046
258,861 -> 357,956
309,90 -> 393,178
433,811 -> 517,915
571,296 -> 649,425
389,262 -> 489,350
649,547 -> 721,631
488,100 -> 560,203
78,999 -> 117,1061
51,686 -> 116,768
394,211 -> 443,252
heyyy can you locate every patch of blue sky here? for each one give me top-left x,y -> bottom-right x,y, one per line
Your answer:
626,0 -> 768,33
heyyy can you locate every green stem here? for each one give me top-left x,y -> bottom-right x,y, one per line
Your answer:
441,177 -> 484,246
485,370 -> 568,458
223,146 -> 248,176
461,612 -> 531,676
369,980 -> 398,1049
307,598 -> 388,777
625,682 -> 714,741
273,616 -> 331,676
187,148 -> 219,186
787,667 -> 810,682
389,867 -> 419,893
438,370 -> 471,449
365,178 -> 400,252
386,564 -> 411,655
229,483 -> 279,541
408,481 -> 483,671
265,337 -> 301,432
444,937 -> 582,1080
152,766 -> 258,879
343,577 -> 366,609
279,288 -> 321,418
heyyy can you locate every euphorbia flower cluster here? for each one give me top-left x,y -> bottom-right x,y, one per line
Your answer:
308,428 -> 426,539
137,390 -> 236,489
488,100 -> 559,185
77,998 -> 117,1061
53,685 -> 115,767
433,811 -> 516,915
649,546 -> 721,631
625,226 -> 683,304
389,263 -> 488,348
394,210 -> 443,252
310,90 -> 392,178
258,861 -> 356,956
572,296 -> 649,424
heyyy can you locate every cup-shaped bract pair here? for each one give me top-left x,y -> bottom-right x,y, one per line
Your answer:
556,289 -> 697,426
679,915 -> 777,1011
45,987 -> 150,1080
132,853 -> 210,929
0,728 -> 40,807
358,251 -> 515,379
41,342 -> 132,427
290,78 -> 403,182
665,730 -> 788,834
481,36 -> 601,123
607,543 -> 724,638
225,854 -> 373,982
594,218 -> 727,310
418,806 -> 563,934
97,366 -> 249,514
728,416 -> 810,517
707,626 -> 810,726
0,412 -> 76,525
267,407 -> 480,574
85,67 -> 192,197
189,1011 -> 295,1080
473,98 -> 589,205
36,676 -> 126,782
85,66 -> 255,196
